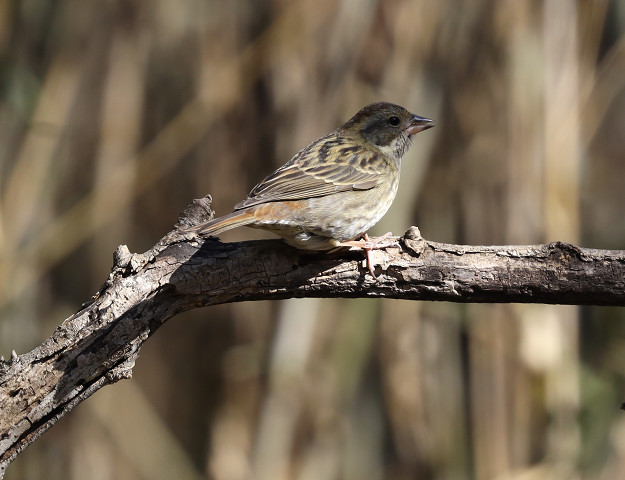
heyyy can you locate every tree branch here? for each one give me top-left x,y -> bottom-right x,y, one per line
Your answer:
1,196 -> 624,476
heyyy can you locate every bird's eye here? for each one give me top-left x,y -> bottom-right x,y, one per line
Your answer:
388,116 -> 401,127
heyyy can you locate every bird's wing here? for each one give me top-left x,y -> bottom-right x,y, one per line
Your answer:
234,134 -> 385,210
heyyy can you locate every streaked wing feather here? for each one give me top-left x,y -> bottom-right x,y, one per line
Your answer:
235,136 -> 383,209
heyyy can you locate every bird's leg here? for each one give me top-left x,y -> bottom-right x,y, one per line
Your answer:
337,232 -> 400,277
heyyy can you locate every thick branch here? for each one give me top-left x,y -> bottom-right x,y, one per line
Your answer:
0,196 -> 624,475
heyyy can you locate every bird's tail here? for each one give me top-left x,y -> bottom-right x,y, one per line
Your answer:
183,209 -> 256,236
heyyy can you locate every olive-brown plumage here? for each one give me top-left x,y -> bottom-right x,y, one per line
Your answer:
187,102 -> 434,255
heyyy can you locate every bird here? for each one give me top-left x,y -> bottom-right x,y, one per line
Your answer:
185,102 -> 434,276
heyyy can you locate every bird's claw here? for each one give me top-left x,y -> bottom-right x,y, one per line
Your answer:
338,232 -> 399,278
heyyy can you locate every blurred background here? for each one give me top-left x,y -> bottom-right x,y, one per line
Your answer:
1,0 -> 625,479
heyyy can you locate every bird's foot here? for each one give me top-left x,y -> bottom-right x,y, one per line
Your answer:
338,232 -> 399,250
338,232 -> 399,277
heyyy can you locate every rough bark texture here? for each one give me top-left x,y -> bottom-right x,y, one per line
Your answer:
0,197 -> 624,476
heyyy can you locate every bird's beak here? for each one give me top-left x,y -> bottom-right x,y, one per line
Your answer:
405,114 -> 435,135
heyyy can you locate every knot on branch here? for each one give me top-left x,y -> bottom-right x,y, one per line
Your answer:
176,195 -> 215,230
402,226 -> 426,257
546,241 -> 587,263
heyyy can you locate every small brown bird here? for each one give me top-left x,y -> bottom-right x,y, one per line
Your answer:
187,102 -> 434,276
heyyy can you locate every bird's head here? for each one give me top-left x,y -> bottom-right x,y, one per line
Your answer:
340,102 -> 434,159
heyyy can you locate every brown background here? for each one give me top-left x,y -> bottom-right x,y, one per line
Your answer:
1,1 -> 625,479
